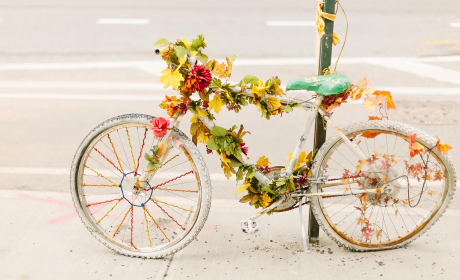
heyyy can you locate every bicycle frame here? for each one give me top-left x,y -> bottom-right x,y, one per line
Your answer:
137,89 -> 384,199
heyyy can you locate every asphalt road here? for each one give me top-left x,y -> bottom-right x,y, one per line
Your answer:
1,1 -> 460,279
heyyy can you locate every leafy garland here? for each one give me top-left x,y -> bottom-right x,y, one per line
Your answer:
150,34 -> 451,212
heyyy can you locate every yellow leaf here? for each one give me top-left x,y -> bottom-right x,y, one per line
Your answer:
196,108 -> 208,117
183,36 -> 191,50
222,161 -> 235,179
436,140 -> 453,155
256,156 -> 271,167
220,152 -> 230,165
209,94 -> 223,114
274,83 -> 285,96
190,114 -> 198,123
235,182 -> 251,194
375,229 -> 382,239
252,80 -> 268,97
212,62 -> 227,78
286,151 -> 311,170
159,69 -> 184,90
395,209 -> 399,216
239,194 -> 253,203
250,195 -> 260,206
225,55 -> 235,78
196,127 -> 210,144
266,96 -> 281,112
343,187 -> 349,193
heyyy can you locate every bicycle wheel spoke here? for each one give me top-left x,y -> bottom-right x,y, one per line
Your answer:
144,206 -> 170,242
94,147 -> 124,174
313,127 -> 452,249
85,165 -> 118,186
135,128 -> 148,173
152,200 -> 185,230
107,134 -> 125,174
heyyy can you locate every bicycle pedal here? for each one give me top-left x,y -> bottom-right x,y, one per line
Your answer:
241,220 -> 259,234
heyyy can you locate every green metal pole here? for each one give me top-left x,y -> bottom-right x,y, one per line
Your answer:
309,0 -> 336,243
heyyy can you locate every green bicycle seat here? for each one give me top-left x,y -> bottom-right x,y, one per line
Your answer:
286,74 -> 351,96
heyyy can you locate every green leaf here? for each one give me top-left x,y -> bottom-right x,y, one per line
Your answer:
246,166 -> 255,178
238,75 -> 260,87
174,46 -> 188,62
151,146 -> 158,156
207,137 -> 218,150
281,105 -> 293,113
147,162 -> 154,170
291,103 -> 302,108
211,126 -> 227,137
229,158 -> 243,168
261,185 -> 276,195
144,153 -> 152,162
154,38 -> 170,47
151,162 -> 162,168
236,167 -> 245,181
196,51 -> 209,65
209,78 -> 222,91
191,35 -> 206,51
276,178 -> 287,187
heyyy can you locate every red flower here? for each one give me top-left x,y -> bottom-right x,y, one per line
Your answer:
240,142 -> 248,156
150,117 -> 170,138
188,64 -> 212,93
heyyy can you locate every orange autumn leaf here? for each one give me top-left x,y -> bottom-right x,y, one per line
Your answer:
374,90 -> 396,110
368,116 -> 383,120
361,132 -> 381,139
428,190 -> 438,197
434,170 -> 443,181
408,133 -> 425,158
363,95 -> 388,111
436,140 -> 453,155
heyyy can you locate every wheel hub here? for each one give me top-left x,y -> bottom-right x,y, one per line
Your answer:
358,164 -> 401,206
119,172 -> 153,207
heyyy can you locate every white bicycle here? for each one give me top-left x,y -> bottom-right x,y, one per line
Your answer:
70,82 -> 456,258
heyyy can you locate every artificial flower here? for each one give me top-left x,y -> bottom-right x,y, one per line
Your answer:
150,117 -> 170,138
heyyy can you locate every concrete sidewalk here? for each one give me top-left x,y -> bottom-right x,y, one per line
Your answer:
0,190 -> 458,280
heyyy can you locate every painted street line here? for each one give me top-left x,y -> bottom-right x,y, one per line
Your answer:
97,18 -> 150,25
0,81 -> 167,91
0,167 -> 229,181
266,21 -> 315,27
1,56 -> 460,71
0,93 -> 165,101
368,59 -> 460,86
450,23 -> 460,27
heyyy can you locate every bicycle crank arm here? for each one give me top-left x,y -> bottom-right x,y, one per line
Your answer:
291,187 -> 383,198
241,195 -> 288,234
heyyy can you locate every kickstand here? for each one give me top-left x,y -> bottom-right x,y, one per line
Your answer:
298,197 -> 311,253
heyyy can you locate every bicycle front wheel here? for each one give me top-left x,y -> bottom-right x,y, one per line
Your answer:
310,120 -> 456,251
70,114 -> 211,258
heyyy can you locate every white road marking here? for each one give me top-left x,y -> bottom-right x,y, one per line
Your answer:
0,167 -> 228,181
450,23 -> 460,27
97,18 -> 150,25
1,56 -> 460,85
0,81 -> 167,91
384,87 -> 460,95
368,59 -> 460,86
0,93 -> 165,101
266,20 -> 315,27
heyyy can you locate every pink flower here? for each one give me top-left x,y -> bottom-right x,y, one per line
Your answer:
150,117 -> 170,138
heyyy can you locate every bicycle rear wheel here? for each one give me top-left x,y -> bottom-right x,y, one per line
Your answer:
310,120 -> 456,251
70,114 -> 211,258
